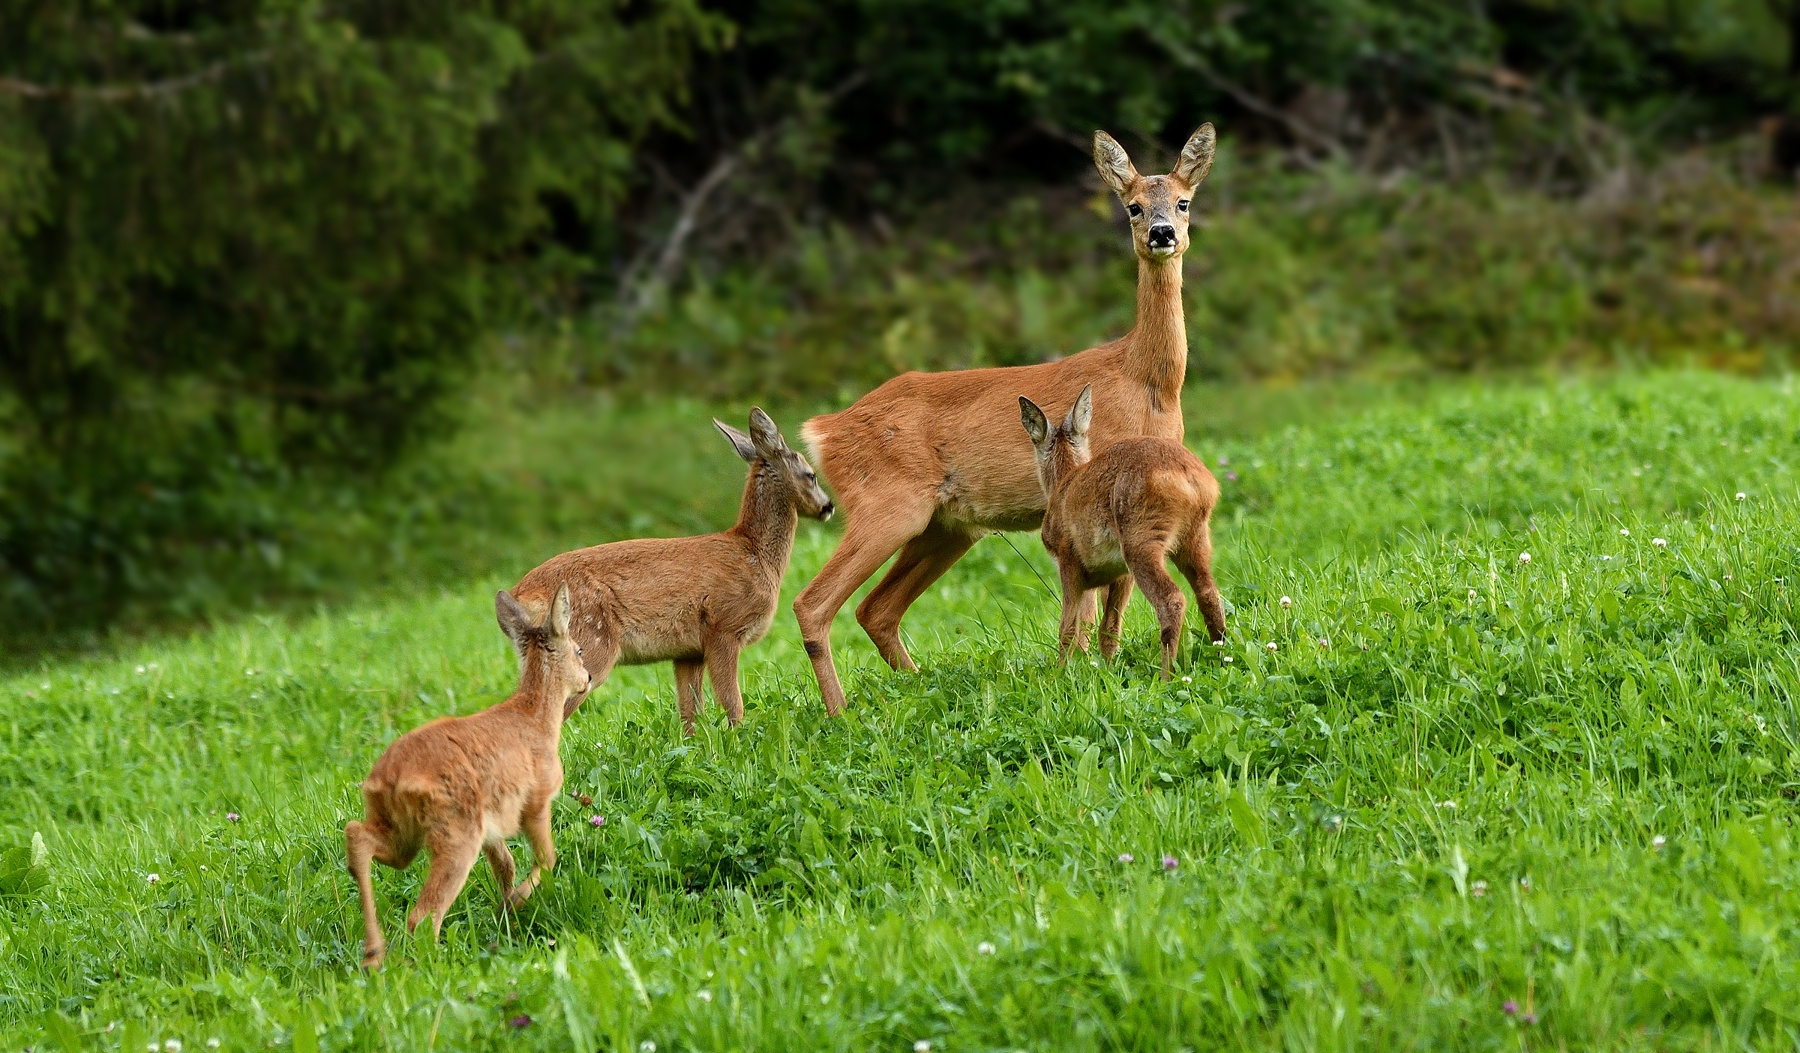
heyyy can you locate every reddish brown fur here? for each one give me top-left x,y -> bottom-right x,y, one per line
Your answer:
793,123 -> 1218,713
1021,385 -> 1227,678
512,409 -> 832,735
345,582 -> 591,970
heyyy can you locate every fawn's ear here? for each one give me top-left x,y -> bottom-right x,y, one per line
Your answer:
1093,131 -> 1139,197
1019,396 -> 1050,447
1064,385 -> 1094,439
747,407 -> 788,458
714,418 -> 758,462
1174,123 -> 1216,187
546,582 -> 573,641
496,589 -> 535,648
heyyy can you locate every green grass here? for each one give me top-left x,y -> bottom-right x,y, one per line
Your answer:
5,370 -> 1800,1050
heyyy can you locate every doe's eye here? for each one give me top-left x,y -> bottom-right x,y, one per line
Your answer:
1126,203 -> 1143,218
1177,199 -> 1190,213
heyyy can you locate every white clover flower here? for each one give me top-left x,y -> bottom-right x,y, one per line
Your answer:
1468,588 -> 1478,602
1471,880 -> 1488,898
1265,642 -> 1278,653
1317,638 -> 1330,649
1652,835 -> 1666,850
1737,492 -> 1747,501
146,873 -> 160,885
136,665 -> 146,675
1279,595 -> 1293,610
166,1040 -> 184,1053
1436,800 -> 1457,810
915,1042 -> 933,1053
977,941 -> 996,956
1223,656 -> 1233,664
696,989 -> 712,1003
639,1043 -> 656,1053
1653,537 -> 1667,548
1518,552 -> 1531,565
206,1042 -> 220,1051
1518,876 -> 1532,892
1180,676 -> 1192,684
1619,528 -> 1629,536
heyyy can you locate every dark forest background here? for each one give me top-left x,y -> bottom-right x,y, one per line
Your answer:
3,0 -> 1800,642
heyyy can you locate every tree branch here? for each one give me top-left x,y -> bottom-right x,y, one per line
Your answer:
0,50 -> 271,103
1154,37 -> 1348,161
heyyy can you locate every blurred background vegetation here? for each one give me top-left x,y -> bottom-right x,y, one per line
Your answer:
2,0 -> 1800,647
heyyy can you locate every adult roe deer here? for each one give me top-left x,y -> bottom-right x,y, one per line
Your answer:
346,583 -> 591,970
1020,385 -> 1226,678
793,122 -> 1217,714
512,409 -> 832,734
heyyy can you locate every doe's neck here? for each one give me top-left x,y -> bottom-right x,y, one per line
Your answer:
1126,255 -> 1187,399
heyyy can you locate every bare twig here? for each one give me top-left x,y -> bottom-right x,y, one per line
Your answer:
1154,37 -> 1348,161
0,50 -> 272,102
616,72 -> 866,321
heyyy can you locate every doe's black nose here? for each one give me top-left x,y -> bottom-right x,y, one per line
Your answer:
1147,222 -> 1177,247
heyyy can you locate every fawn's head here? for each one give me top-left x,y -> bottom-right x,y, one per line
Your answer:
496,582 -> 591,707
1093,123 -> 1215,262
714,408 -> 834,520
1019,384 -> 1095,495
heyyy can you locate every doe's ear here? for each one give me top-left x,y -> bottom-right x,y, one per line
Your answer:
1064,384 -> 1094,439
1092,131 -> 1138,197
1019,396 -> 1050,446
747,407 -> 787,458
1174,123 -> 1216,187
496,589 -> 535,648
547,582 -> 572,641
714,418 -> 758,462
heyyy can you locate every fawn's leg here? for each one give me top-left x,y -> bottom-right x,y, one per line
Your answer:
1174,519 -> 1228,644
704,636 -> 745,726
794,500 -> 933,716
406,832 -> 482,944
1055,564 -> 1090,665
1125,545 -> 1187,680
1070,588 -> 1099,654
1098,577 -> 1133,660
856,522 -> 978,671
484,841 -> 518,910
509,796 -> 558,908
345,820 -> 391,969
674,658 -> 706,735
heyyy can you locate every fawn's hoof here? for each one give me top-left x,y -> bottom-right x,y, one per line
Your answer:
361,944 -> 387,971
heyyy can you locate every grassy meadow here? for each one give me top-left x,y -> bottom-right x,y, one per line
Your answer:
5,370 -> 1800,1050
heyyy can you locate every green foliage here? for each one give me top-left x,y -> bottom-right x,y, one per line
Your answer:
0,0 -> 720,626
4,372 -> 1800,1045
590,154 -> 1800,399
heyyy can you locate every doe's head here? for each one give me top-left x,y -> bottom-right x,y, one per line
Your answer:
714,408 -> 834,520
1018,384 -> 1094,494
1093,123 -> 1215,262
496,582 -> 591,704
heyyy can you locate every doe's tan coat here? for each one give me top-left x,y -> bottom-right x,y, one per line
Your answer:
793,123 -> 1219,715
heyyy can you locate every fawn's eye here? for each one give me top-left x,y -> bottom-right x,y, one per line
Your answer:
575,646 -> 583,656
1126,203 -> 1143,218
1177,199 -> 1190,213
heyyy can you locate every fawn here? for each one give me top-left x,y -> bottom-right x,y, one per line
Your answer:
793,123 -> 1217,715
1020,385 -> 1227,678
511,408 -> 832,734
345,582 -> 591,970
